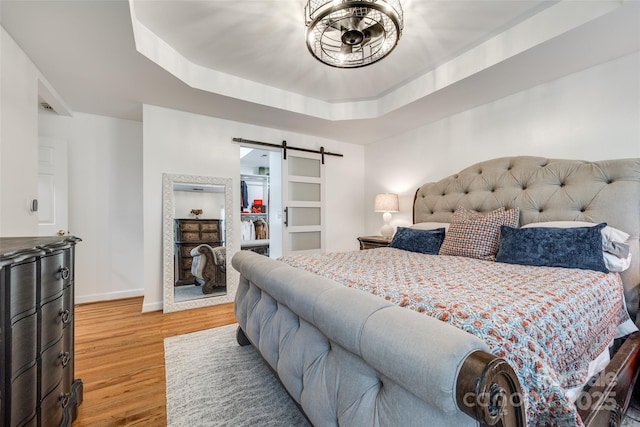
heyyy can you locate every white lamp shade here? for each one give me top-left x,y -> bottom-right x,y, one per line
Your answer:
374,193 -> 399,212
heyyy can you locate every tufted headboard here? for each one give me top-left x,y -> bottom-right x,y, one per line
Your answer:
413,156 -> 640,321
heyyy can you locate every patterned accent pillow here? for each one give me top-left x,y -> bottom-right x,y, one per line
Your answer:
438,207 -> 520,260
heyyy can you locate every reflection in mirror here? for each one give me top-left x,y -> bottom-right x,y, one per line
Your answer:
163,174 -> 235,313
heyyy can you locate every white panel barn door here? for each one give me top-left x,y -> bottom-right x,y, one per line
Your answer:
282,151 -> 325,255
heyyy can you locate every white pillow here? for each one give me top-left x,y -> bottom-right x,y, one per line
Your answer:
411,222 -> 449,231
603,252 -> 632,273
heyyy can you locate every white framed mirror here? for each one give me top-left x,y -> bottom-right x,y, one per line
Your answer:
162,173 -> 236,313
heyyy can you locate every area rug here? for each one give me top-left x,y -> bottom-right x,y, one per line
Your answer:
165,324 -> 640,427
164,324 -> 310,427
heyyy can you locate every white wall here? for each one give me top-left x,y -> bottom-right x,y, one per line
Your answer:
142,105 -> 365,312
174,190 -> 225,220
1,28 -> 39,236
364,52 -> 640,234
39,112 -> 144,303
1,26 -> 144,304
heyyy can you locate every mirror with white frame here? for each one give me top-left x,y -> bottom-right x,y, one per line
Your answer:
162,173 -> 236,313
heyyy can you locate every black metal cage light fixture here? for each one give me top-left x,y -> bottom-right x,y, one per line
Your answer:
305,0 -> 403,68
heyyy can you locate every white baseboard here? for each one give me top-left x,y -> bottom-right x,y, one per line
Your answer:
75,289 -> 145,304
142,300 -> 163,313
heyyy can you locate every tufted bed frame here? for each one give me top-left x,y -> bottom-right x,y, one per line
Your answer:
232,156 -> 640,427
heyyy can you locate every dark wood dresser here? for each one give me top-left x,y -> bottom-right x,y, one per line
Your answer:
0,236 -> 82,427
174,219 -> 223,285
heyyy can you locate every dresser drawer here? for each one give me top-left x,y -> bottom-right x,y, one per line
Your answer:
200,222 -> 219,232
10,364 -> 37,427
180,244 -> 197,257
40,252 -> 67,304
40,382 -> 63,427
18,414 -> 37,427
41,337 -> 65,399
8,261 -> 37,321
179,221 -> 200,232
41,295 -> 64,350
63,283 -> 74,318
62,324 -> 74,393
201,231 -> 219,241
10,313 -> 37,377
180,231 -> 201,242
180,257 -> 193,270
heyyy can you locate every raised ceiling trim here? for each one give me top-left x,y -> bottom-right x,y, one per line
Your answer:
128,0 -> 623,123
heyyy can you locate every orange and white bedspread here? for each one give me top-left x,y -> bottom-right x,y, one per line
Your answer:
280,247 -> 634,427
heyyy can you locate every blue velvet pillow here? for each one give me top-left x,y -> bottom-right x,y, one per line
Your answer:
390,227 -> 446,255
496,223 -> 609,273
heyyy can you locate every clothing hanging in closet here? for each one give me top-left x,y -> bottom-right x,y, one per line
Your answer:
241,218 -> 255,241
240,180 -> 248,210
254,218 -> 268,240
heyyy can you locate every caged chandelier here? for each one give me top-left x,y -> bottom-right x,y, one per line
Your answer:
304,0 -> 403,68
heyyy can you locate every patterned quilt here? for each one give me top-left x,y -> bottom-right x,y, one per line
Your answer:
279,247 -> 633,427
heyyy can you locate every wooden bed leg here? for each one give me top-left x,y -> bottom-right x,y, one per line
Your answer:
236,326 -> 252,347
457,351 -> 526,427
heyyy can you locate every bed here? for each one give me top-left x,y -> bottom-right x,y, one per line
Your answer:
232,156 -> 640,427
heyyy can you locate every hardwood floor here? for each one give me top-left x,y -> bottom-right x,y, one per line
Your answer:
73,297 -> 235,426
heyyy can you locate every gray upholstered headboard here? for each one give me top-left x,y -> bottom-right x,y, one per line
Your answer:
413,156 -> 640,322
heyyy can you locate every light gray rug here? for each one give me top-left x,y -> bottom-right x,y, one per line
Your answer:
164,324 -> 310,427
165,324 -> 640,426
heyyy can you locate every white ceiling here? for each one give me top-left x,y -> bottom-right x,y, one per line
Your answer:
1,0 -> 639,144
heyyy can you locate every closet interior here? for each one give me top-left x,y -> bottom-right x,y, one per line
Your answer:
240,147 -> 274,257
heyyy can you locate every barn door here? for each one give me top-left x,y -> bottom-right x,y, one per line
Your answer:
282,152 -> 324,255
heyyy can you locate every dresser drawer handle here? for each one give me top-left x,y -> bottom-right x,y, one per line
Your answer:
59,392 -> 71,408
59,351 -> 71,367
59,309 -> 71,324
59,266 -> 70,280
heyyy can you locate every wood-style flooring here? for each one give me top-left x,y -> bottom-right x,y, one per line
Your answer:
73,297 -> 235,426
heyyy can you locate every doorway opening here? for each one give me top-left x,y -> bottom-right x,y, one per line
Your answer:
240,146 -> 283,258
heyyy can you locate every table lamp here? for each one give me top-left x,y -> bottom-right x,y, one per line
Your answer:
374,193 -> 399,239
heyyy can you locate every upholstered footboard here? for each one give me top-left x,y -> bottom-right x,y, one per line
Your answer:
232,250 -> 525,427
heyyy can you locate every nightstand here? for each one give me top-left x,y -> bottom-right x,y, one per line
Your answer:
357,235 -> 391,250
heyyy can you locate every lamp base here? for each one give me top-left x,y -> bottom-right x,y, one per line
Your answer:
380,212 -> 394,239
